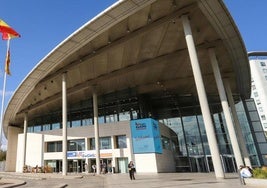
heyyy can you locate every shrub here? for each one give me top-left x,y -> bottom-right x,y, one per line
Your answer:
252,167 -> 267,179
0,150 -> 6,161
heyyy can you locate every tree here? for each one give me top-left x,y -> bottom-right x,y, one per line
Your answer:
0,150 -> 6,161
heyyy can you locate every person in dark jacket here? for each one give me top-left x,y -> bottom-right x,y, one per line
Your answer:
128,161 -> 136,180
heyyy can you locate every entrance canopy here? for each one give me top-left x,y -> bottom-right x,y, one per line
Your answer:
3,0 -> 250,135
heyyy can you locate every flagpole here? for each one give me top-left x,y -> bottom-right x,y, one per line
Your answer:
0,39 -> 10,150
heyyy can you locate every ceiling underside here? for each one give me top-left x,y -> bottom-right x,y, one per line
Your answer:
4,0 -> 250,133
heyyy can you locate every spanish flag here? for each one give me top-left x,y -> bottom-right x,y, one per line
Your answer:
0,19 -> 20,40
0,19 -> 20,75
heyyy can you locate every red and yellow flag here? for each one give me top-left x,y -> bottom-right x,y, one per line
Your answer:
0,19 -> 20,75
0,19 -> 20,40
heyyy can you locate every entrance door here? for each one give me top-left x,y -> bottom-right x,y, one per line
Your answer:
189,156 -> 208,172
90,159 -> 96,173
56,160 -> 62,173
117,158 -> 128,173
73,160 -> 79,173
221,155 -> 237,172
205,155 -> 214,172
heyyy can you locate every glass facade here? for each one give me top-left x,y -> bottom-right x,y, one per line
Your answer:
89,137 -> 112,150
68,139 -> 85,151
159,99 -> 266,172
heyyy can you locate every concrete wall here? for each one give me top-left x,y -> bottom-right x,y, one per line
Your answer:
5,126 -> 22,172
135,153 -> 157,172
16,133 -> 44,172
156,149 -> 176,172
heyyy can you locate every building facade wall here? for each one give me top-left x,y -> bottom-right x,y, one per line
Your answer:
15,120 -> 177,173
250,59 -> 267,132
16,133 -> 44,172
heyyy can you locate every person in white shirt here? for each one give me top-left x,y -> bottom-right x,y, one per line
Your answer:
240,166 -> 252,178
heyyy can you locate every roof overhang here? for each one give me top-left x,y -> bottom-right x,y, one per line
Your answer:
3,0 -> 250,135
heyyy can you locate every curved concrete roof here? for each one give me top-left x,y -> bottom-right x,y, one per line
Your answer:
3,0 -> 250,136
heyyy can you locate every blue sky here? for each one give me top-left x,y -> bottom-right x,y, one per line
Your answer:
224,0 -> 267,51
0,1 -> 266,123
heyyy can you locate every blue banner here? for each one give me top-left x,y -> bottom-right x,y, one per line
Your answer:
130,118 -> 162,154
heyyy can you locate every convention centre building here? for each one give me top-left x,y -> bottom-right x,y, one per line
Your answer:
3,0 -> 267,179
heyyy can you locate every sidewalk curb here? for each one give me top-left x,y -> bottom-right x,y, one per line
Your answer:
0,178 -> 26,188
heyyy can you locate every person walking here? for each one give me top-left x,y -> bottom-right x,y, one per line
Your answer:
128,161 -> 136,180
92,164 -> 96,176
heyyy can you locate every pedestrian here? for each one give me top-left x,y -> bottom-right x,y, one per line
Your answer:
108,162 -> 112,173
128,161 -> 135,180
240,166 -> 252,178
239,165 -> 253,185
101,162 -> 107,174
92,164 -> 96,176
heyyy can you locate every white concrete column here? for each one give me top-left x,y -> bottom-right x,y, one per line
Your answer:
22,112 -> 28,169
208,48 -> 244,168
62,72 -> 68,176
224,80 -> 252,167
93,92 -> 101,175
181,15 -> 224,178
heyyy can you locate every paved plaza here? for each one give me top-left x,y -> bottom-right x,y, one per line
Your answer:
0,172 -> 265,188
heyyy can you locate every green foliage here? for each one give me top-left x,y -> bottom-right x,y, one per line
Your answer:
0,150 -> 6,161
252,167 -> 267,179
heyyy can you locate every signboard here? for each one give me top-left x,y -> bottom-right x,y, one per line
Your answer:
130,118 -> 162,154
67,150 -> 112,159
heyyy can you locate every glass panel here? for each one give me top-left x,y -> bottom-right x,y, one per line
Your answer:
98,116 -> 105,124
106,114 -> 117,123
116,135 -> 127,148
219,144 -> 232,154
27,126 -> 34,133
72,120 -> 81,127
132,111 -> 138,120
249,111 -> 260,121
47,142 -> 55,152
100,137 -> 111,149
183,116 -> 204,156
255,132 -> 267,142
57,142 -> 62,152
250,155 -> 261,166
47,141 -> 62,152
82,118 -> 92,126
197,115 -> 206,135
90,138 -> 95,150
43,124 -> 50,131
246,143 -> 257,155
52,123 -> 60,130
261,155 -> 267,165
34,125 -> 42,132
68,139 -> 85,151
161,136 -> 171,150
68,141 -> 76,151
258,143 -> 267,153
246,101 -> 257,111
119,112 -> 130,121
252,122 -> 264,132
203,144 -> 211,155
